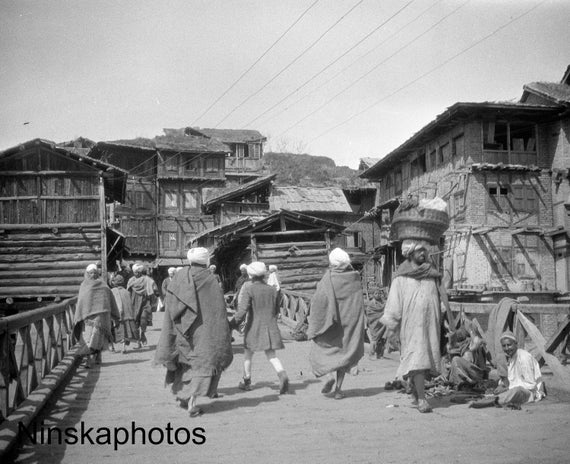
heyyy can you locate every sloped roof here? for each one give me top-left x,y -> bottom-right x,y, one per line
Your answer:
359,157 -> 381,170
360,101 -> 563,179
154,134 -> 229,153
270,187 -> 353,213
195,128 -> 266,143
522,82 -> 570,106
0,138 -> 128,202
203,174 -> 276,209
193,210 -> 345,247
99,138 -> 156,150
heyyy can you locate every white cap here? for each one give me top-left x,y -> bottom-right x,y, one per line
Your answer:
247,261 -> 267,277
329,247 -> 350,267
187,247 -> 210,266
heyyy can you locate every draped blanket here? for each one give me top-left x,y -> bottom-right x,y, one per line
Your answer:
381,262 -> 442,379
74,278 -> 119,344
307,269 -> 364,377
154,266 -> 233,378
111,287 -> 136,321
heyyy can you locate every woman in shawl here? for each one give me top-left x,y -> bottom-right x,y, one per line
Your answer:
127,263 -> 157,347
74,264 -> 120,367
231,261 -> 289,394
307,248 -> 365,399
380,239 -> 443,413
154,247 -> 233,417
110,275 -> 139,354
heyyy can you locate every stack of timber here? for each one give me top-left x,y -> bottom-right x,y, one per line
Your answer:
256,240 -> 328,292
0,224 -> 101,302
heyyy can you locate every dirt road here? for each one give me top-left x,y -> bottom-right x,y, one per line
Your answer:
11,312 -> 570,464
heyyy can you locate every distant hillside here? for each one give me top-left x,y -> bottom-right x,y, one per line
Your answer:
263,152 -> 369,187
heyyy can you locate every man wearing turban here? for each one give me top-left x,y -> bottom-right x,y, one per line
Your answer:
381,239 -> 442,413
307,248 -> 365,399
231,261 -> 289,394
154,247 -> 233,417
127,263 -> 158,347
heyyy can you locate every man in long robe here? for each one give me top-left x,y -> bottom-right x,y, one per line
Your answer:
74,264 -> 120,367
307,248 -> 365,399
127,263 -> 157,346
381,239 -> 442,413
154,247 -> 233,417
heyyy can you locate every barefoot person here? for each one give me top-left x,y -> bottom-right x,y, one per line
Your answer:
307,248 -> 365,399
381,240 -> 442,413
231,261 -> 289,394
154,247 -> 233,417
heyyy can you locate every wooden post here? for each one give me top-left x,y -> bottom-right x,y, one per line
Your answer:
251,235 -> 257,261
99,175 -> 107,277
325,230 -> 331,254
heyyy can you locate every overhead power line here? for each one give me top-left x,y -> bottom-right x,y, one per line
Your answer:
279,0 -> 470,137
240,0 -> 417,129
250,0 -> 445,128
190,0 -> 321,126
214,0 -> 365,128
309,0 -> 547,144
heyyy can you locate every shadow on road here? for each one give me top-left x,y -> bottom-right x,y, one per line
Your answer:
12,362 -> 100,464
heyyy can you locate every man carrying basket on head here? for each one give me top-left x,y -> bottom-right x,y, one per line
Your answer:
381,198 -> 450,413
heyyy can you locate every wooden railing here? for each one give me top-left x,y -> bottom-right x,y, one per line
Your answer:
0,298 -> 77,422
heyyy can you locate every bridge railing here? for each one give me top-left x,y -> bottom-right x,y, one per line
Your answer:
0,297 -> 78,422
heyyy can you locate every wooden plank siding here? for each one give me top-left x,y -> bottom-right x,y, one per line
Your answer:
0,225 -> 101,299
255,240 -> 328,292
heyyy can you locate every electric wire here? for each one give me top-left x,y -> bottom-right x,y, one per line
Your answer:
279,0 -> 470,137
309,0 -> 547,144
240,0 -> 417,129
190,0 -> 321,126
251,0 -> 445,128
214,0 -> 365,128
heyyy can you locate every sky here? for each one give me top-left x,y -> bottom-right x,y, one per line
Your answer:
1,0 -> 569,169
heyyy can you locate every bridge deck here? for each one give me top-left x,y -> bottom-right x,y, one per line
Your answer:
11,313 -> 570,464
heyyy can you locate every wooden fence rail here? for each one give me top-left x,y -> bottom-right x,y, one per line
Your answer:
0,297 -> 77,422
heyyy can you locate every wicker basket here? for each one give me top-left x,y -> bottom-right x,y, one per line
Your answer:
390,207 -> 449,244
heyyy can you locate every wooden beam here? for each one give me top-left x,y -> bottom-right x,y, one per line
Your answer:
250,228 -> 328,238
0,223 -> 100,231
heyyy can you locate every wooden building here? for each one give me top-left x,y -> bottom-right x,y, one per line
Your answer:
192,210 -> 345,292
361,75 -> 570,305
0,138 -> 127,311
90,132 -> 230,272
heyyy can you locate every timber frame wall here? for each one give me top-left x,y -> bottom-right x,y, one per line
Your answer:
0,142 -> 110,305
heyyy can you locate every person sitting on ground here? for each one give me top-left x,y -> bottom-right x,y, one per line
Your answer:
446,319 -> 490,390
231,261 -> 289,394
470,330 -> 546,409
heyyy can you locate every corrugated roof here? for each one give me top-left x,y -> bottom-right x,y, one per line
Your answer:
196,128 -> 266,143
522,82 -> 570,105
270,187 -> 352,213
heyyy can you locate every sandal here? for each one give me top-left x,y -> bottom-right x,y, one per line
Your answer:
321,378 -> 335,394
189,407 -> 203,418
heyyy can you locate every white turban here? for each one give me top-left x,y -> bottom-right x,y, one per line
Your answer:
132,263 -> 144,273
268,264 -> 278,273
329,248 -> 351,267
401,240 -> 432,258
86,263 -> 97,273
168,267 -> 176,275
239,263 -> 248,271
247,261 -> 267,278
187,247 -> 210,265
